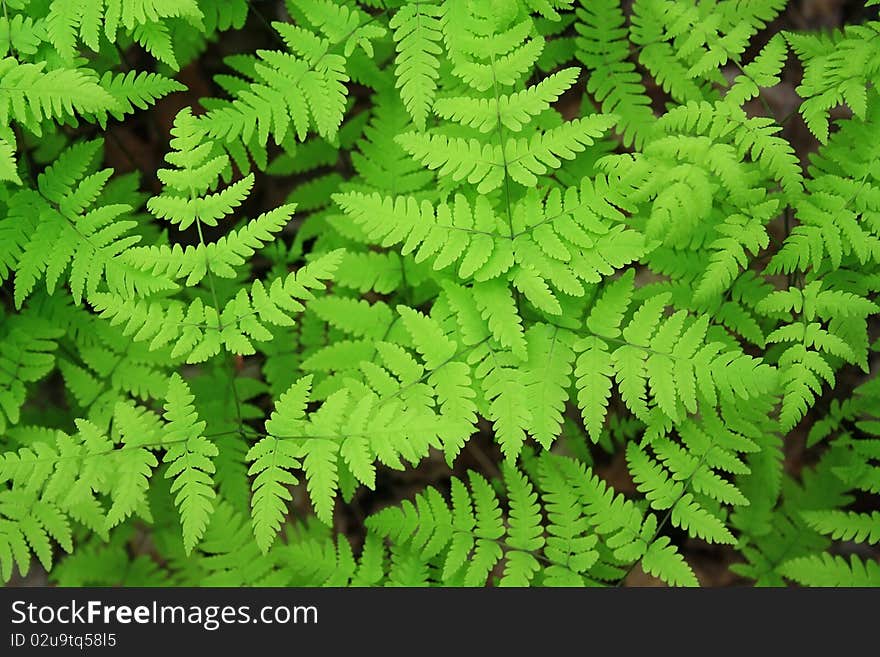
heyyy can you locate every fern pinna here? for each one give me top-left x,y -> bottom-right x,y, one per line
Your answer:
0,0 -> 879,588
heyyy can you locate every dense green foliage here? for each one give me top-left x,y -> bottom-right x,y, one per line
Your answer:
1,0 -> 879,587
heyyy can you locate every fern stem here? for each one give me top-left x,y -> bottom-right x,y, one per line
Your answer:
729,54 -> 776,120
488,52 -> 515,241
194,216 -> 245,438
487,50 -> 523,317
614,448 -> 712,587
243,0 -> 286,47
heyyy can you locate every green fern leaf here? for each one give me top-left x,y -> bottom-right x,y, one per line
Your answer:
162,374 -> 218,554
390,0 -> 443,129
249,376 -> 311,552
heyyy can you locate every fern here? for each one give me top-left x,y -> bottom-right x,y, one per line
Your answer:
396,114 -> 616,193
0,0 -> 878,590
46,0 -> 204,62
0,58 -> 116,131
91,248 -> 343,363
787,22 -> 880,143
162,374 -> 217,554
391,0 -> 444,130
366,453 -> 696,586
575,0 -> 655,147
3,140 -> 172,308
780,554 -> 880,587
195,3 -> 385,161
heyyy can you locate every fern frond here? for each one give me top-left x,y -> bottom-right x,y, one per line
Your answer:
0,58 -> 116,134
390,0 -> 444,130
575,0 -> 655,147
366,453 -> 695,586
0,136 -> 20,183
97,70 -> 186,124
396,114 -> 616,193
248,375 -> 311,552
802,510 -> 880,545
5,140 -> 172,308
90,249 -> 343,363
574,269 -> 777,430
659,101 -> 803,196
523,324 -> 575,449
780,553 -> 880,587
434,67 -> 580,133
162,374 -> 217,555
0,315 -> 61,432
197,14 -> 379,150
0,491 -> 73,581
333,174 -> 646,301
124,205 -> 295,286
786,22 -> 880,143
